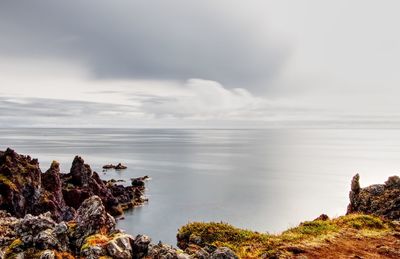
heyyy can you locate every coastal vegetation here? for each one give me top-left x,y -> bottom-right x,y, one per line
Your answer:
177,214 -> 399,258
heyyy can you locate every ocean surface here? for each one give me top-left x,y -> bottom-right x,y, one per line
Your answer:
1,128 -> 399,245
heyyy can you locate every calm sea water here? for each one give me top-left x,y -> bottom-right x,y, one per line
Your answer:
0,128 -> 399,245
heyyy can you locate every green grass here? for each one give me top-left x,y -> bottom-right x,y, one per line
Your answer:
335,214 -> 385,230
280,220 -> 338,242
177,214 -> 395,258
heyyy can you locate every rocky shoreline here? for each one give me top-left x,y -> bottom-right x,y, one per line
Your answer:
0,149 -> 235,258
0,148 -> 147,221
1,149 -> 400,258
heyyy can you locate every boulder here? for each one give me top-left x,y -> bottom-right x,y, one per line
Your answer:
148,242 -> 191,259
106,233 -> 133,259
15,212 -> 69,251
210,247 -> 238,259
73,196 -> 116,247
132,234 -> 151,259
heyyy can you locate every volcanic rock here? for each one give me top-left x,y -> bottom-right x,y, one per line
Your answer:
0,148 -> 148,221
0,148 -> 70,222
347,174 -> 400,220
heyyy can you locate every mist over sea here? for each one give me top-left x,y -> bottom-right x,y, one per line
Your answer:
1,128 -> 399,245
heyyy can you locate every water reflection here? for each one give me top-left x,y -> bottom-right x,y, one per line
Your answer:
1,128 -> 399,245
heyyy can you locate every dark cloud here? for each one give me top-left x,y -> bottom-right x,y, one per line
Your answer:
0,1 -> 288,89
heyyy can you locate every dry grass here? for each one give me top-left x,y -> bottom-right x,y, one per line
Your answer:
178,214 -> 397,258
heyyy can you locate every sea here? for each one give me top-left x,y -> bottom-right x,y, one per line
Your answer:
1,128 -> 399,245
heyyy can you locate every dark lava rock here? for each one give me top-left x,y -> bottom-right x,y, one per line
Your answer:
103,164 -> 115,169
62,155 -> 146,217
347,173 -> 400,220
0,148 -> 148,222
63,158 -> 122,215
131,175 -> 149,187
115,163 -> 127,170
102,163 -> 127,170
0,148 -> 71,221
42,161 -> 64,207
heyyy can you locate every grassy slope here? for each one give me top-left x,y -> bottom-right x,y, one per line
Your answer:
178,214 -> 400,258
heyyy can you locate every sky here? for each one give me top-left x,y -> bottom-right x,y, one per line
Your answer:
1,0 -> 400,128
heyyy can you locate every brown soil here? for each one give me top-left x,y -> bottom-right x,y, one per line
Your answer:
294,232 -> 400,259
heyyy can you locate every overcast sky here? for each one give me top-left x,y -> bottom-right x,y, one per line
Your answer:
1,0 -> 400,128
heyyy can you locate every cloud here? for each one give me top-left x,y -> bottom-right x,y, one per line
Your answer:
0,0 -> 288,89
2,1 -> 400,128
0,79 -> 272,126
3,79 -> 399,129
139,79 -> 269,119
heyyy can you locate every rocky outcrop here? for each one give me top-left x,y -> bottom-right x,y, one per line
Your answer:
0,148 -> 147,222
103,163 -> 127,170
131,175 -> 149,187
0,148 -> 65,221
0,195 -> 191,258
347,174 -> 400,220
72,196 -> 116,248
0,149 -> 194,258
63,156 -> 122,216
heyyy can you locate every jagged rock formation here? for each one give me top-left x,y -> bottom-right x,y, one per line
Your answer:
63,155 -> 126,216
0,148 -> 63,220
0,148 -> 147,222
0,149 -> 239,258
347,173 -> 400,220
0,196 -> 192,258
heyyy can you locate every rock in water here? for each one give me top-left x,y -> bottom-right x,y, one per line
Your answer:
0,148 -> 148,221
63,155 -> 145,217
347,174 -> 400,220
115,163 -> 127,170
102,163 -> 127,170
103,164 -> 115,169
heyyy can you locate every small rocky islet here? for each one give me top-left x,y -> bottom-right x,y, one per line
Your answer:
102,164 -> 127,170
0,148 -> 400,258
